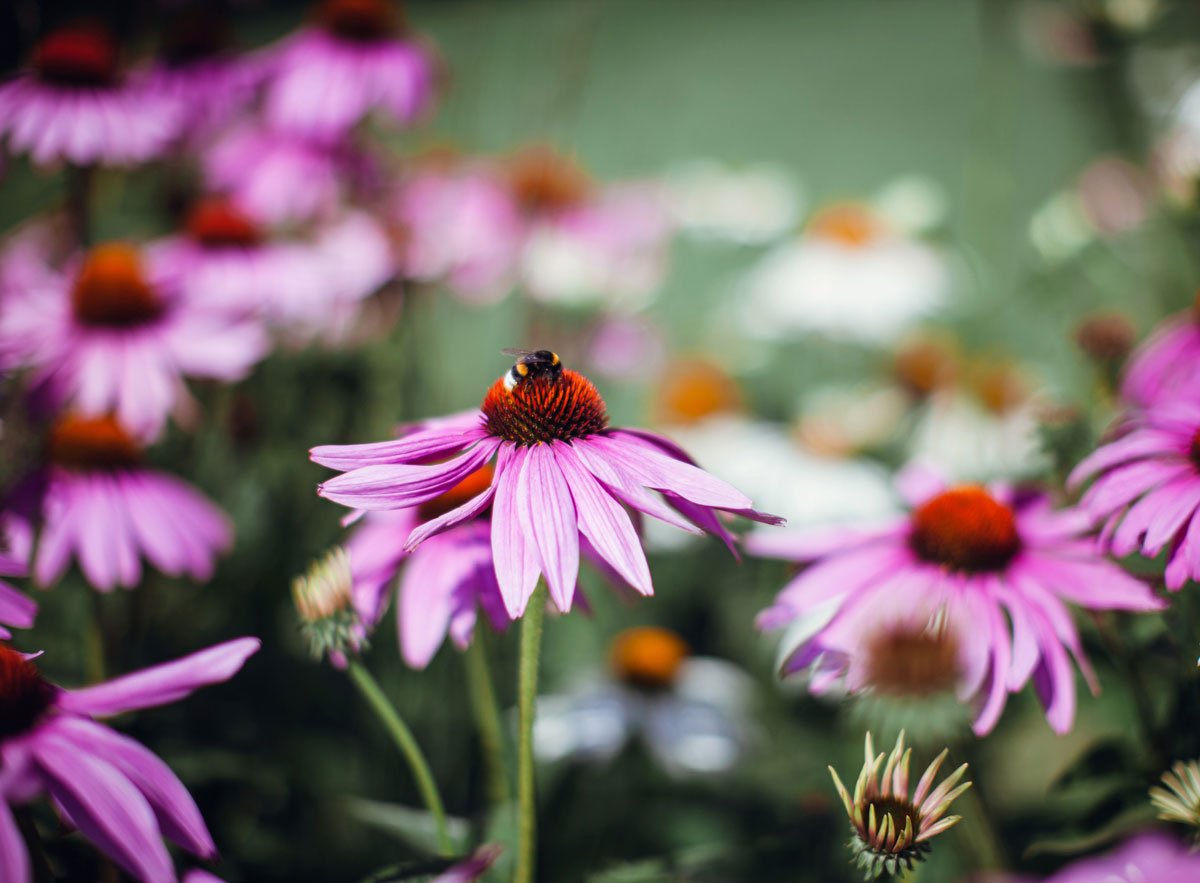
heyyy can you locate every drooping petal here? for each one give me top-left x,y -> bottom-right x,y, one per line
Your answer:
58,637 -> 260,718
0,798 -> 30,883
590,434 -> 754,511
521,444 -> 579,612
317,440 -> 499,510
490,446 -> 540,617
310,420 -> 486,469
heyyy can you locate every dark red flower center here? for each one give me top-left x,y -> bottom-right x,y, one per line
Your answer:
48,415 -> 142,471
863,796 -> 920,841
0,645 -> 54,740
864,625 -> 961,697
482,369 -> 608,445
185,198 -> 262,249
33,25 -> 119,87
910,486 -> 1021,572
417,464 -> 495,522
1189,429 -> 1200,470
316,0 -> 400,41
160,10 -> 233,66
610,627 -> 689,691
72,244 -> 164,329
508,146 -> 592,215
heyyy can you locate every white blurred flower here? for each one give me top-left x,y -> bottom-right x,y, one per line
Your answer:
736,201 -> 950,344
908,389 -> 1049,482
534,627 -> 754,777
663,159 -> 802,245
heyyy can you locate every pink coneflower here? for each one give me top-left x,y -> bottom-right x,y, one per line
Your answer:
312,351 -> 781,617
203,122 -> 368,226
1069,398 -> 1200,590
0,637 -> 259,883
750,468 -> 1164,734
0,518 -> 35,640
0,241 -> 267,439
394,159 -> 521,305
1033,833 -> 1200,882
1121,293 -> 1200,406
0,24 -> 182,167
346,465 -> 509,668
32,414 -> 232,591
262,0 -> 435,140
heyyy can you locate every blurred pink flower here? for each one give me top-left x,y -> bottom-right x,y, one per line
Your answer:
0,518 -> 35,640
1122,296 -> 1200,407
32,415 -> 232,591
0,242 -> 267,439
395,162 -> 521,304
0,638 -> 259,883
433,845 -> 502,883
1032,833 -> 1200,882
0,25 -> 183,167
1070,398 -> 1200,590
262,0 -> 434,140
749,468 -> 1164,735
312,354 -> 781,618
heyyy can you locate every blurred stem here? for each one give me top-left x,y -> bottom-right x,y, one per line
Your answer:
956,781 -> 1005,872
465,634 -> 512,807
84,592 -> 106,684
347,659 -> 454,857
66,164 -> 94,248
515,585 -> 546,883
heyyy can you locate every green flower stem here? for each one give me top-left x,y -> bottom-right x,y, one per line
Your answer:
347,659 -> 454,857
84,592 -> 107,684
515,585 -> 546,883
465,634 -> 512,807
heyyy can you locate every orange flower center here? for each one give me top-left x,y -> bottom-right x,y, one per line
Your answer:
610,627 -> 689,691
482,369 -> 608,445
863,624 -> 961,697
508,146 -> 591,215
185,198 -> 262,249
0,645 -> 53,739
893,339 -> 958,398
72,244 -> 164,329
316,0 -> 399,41
654,359 -> 742,425
416,464 -> 495,522
971,365 -> 1027,416
33,25 -> 119,87
808,203 -> 882,248
48,415 -> 142,471
910,486 -> 1020,572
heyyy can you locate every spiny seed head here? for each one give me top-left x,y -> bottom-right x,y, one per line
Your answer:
292,547 -> 364,661
829,731 -> 969,880
1151,758 -> 1200,832
481,368 -> 608,446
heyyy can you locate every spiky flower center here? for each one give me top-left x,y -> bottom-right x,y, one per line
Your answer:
809,203 -> 882,248
910,487 -> 1020,573
610,627 -> 689,691
185,198 -> 262,249
317,0 -> 399,41
33,25 -> 119,87
509,146 -> 591,215
481,369 -> 608,446
0,645 -> 54,740
864,626 -> 961,697
48,415 -> 142,471
72,244 -> 164,328
654,359 -> 742,425
417,464 -> 495,522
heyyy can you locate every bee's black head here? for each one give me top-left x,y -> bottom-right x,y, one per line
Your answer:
503,349 -> 562,390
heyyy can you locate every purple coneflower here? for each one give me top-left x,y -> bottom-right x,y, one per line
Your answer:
1122,293 -> 1200,406
750,468 -> 1164,734
0,518 -> 35,640
1069,399 -> 1200,590
0,24 -> 182,167
262,0 -> 435,139
1031,833 -> 1200,882
312,351 -> 781,617
0,242 -> 267,439
0,638 -> 259,883
346,464 -> 509,668
32,414 -> 232,591
829,731 -> 969,880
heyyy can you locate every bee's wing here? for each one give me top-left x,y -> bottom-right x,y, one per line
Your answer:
501,347 -> 537,357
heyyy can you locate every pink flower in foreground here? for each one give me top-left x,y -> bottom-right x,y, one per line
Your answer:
312,351 -> 782,618
1070,399 -> 1200,590
1122,294 -> 1200,406
394,161 -> 521,304
33,415 -> 233,591
0,518 -> 35,640
0,242 -> 267,439
749,468 -> 1164,734
0,25 -> 182,166
433,845 -> 502,883
0,638 -> 259,883
1034,833 -> 1200,882
262,0 -> 435,140
347,465 -> 509,668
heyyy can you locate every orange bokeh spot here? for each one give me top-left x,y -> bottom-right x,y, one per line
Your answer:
508,145 -> 592,215
808,203 -> 882,248
654,358 -> 742,426
185,197 -> 262,248
610,627 -> 690,690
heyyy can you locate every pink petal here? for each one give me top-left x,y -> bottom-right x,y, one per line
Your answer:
521,444 -> 579,613
489,446 -> 540,617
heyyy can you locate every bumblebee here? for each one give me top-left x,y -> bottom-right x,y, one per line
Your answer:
502,348 -> 562,391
